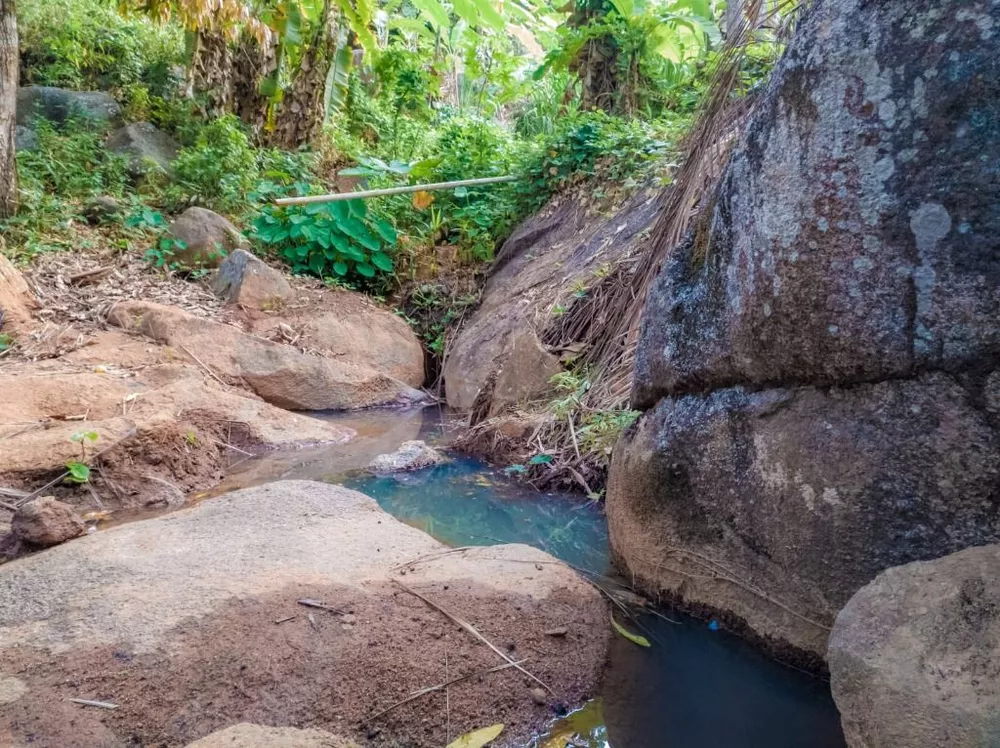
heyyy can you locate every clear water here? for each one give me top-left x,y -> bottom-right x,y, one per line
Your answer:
223,406 -> 846,748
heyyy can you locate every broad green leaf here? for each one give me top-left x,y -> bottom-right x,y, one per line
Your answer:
65,461 -> 91,484
469,0 -> 505,31
330,233 -> 352,254
332,201 -> 351,224
372,218 -> 397,244
370,251 -> 394,271
609,0 -> 633,18
355,262 -> 376,278
333,261 -> 349,276
324,44 -> 354,116
340,218 -> 380,250
308,253 -> 326,275
347,199 -> 367,219
529,453 -> 554,465
450,0 -> 480,27
611,616 -> 651,647
446,724 -> 504,748
410,0 -> 451,29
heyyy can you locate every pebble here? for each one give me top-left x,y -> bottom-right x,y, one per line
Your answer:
530,687 -> 547,705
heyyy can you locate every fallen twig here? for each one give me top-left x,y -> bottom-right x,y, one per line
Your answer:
0,486 -> 29,499
366,660 -> 525,723
178,344 -> 227,387
297,598 -> 344,614
69,698 -> 119,710
67,266 -> 113,285
274,615 -> 297,624
0,499 -> 18,513
209,438 -> 253,456
392,578 -> 552,694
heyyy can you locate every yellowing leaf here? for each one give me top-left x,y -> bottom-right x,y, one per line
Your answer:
611,616 -> 651,647
412,190 -> 434,209
446,723 -> 504,748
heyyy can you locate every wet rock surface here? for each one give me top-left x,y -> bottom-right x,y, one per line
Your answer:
0,481 -> 608,748
369,440 -> 448,473
609,0 -> 1000,660
10,498 -> 85,547
828,545 -> 1000,748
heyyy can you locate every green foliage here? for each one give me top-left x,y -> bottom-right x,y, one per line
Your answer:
170,115 -> 260,211
19,0 -> 182,92
17,118 -> 129,199
400,283 -> 479,355
65,461 -> 92,484
253,198 -> 397,285
0,333 -> 14,352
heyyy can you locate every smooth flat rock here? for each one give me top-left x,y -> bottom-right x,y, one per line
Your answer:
368,439 -> 448,473
0,481 -> 608,748
109,301 -> 426,410
165,207 -> 247,269
829,545 -> 1000,748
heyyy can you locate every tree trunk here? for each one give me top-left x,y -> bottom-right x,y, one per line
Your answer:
270,0 -> 338,149
232,32 -> 277,138
190,30 -> 234,119
0,0 -> 17,218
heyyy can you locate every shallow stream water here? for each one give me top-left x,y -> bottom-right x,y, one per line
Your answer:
217,406 -> 846,748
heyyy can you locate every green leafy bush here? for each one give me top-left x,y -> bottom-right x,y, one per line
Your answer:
17,117 -> 128,198
170,115 -> 260,211
253,199 -> 397,285
19,0 -> 182,92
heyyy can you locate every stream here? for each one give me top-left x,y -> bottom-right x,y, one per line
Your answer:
216,406 -> 847,748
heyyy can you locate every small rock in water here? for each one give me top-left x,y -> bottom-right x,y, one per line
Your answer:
11,497 -> 85,547
368,440 -> 448,474
530,687 -> 548,705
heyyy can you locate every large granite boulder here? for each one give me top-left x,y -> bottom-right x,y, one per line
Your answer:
0,481 -> 608,748
16,86 -> 121,130
608,0 -> 1000,660
212,249 -> 294,311
828,545 -> 1000,748
106,122 -> 180,179
109,301 -> 426,410
165,207 -> 247,268
443,190 -> 661,411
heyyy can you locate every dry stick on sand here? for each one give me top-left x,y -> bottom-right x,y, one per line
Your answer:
297,598 -> 345,614
179,344 -> 227,388
392,578 -> 552,694
69,698 -> 119,710
366,660 -> 525,723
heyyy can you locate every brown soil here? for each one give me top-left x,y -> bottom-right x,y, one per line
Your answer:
2,579 -> 607,748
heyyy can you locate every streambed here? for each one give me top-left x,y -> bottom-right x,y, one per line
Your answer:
217,406 -> 846,748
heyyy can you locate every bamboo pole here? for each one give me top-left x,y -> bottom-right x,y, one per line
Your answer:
274,175 -> 520,206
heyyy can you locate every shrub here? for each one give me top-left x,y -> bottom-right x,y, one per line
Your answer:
170,115 -> 259,211
252,199 -> 397,286
19,0 -> 182,92
17,117 -> 128,198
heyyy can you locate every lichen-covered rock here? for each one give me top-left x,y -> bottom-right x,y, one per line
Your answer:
633,0 -> 1000,408
165,207 -> 247,269
369,440 -> 448,473
609,0 -> 1000,659
106,122 -> 181,179
609,373 -> 1000,657
14,125 -> 36,151
16,86 -> 121,130
828,545 -> 1000,748
11,498 -> 85,547
213,249 -> 294,310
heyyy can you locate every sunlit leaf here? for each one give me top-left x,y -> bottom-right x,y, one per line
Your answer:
611,616 -> 651,647
412,190 -> 434,210
446,724 -> 504,748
